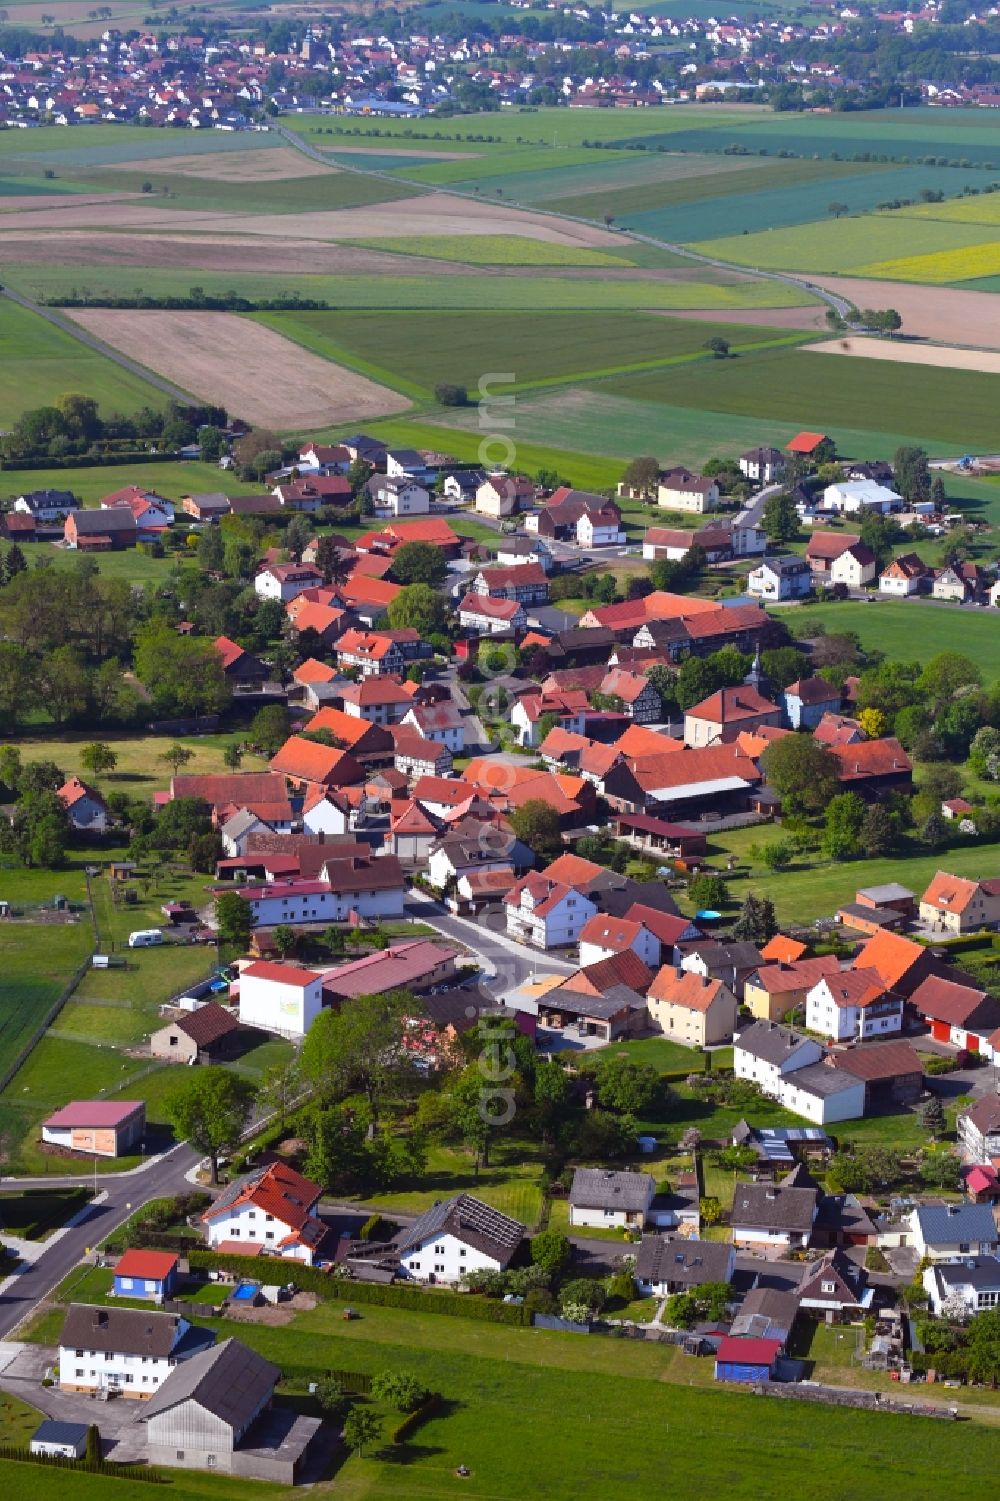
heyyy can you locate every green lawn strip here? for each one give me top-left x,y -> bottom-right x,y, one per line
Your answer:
0,459 -> 268,510
0,299 -> 171,427
595,1036 -> 706,1074
342,234 -> 633,267
546,1197 -> 636,1243
0,1391 -> 44,1447
505,331 -> 813,396
357,1140 -> 546,1227
6,729 -> 267,793
0,1187 -> 91,1239
782,599 -> 1000,678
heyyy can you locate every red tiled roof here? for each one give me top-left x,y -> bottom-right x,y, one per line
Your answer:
202,1161 -> 322,1231
114,1249 -> 179,1280
786,431 -> 829,454
854,931 -> 927,989
269,735 -> 364,786
805,530 -> 860,561
242,961 -> 323,986
214,635 -> 244,670
829,737 -> 911,781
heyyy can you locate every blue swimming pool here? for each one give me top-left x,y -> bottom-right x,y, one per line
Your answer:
232,1281 -> 259,1302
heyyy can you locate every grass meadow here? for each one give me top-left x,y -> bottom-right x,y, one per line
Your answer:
787,597 -> 1000,676
0,299 -> 167,426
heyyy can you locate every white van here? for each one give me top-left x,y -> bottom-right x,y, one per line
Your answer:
128,929 -> 164,948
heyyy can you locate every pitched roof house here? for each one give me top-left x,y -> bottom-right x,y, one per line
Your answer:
201,1162 -> 328,1264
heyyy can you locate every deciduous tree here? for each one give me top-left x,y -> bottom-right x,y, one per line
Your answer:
164,1069 -> 255,1183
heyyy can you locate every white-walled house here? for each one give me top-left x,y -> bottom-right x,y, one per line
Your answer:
748,556 -> 812,601
57,776 -> 109,832
505,874 -> 597,949
805,969 -> 904,1042
909,1202 -> 1000,1262
369,476 -> 430,518
577,507 -> 625,547
458,593 -> 526,635
402,701 -> 465,753
569,1168 -> 655,1230
823,480 -> 902,514
254,562 -> 323,603
395,1193 -> 524,1284
59,1305 -> 190,1397
201,1161 -> 328,1264
924,1257 -> 1000,1318
733,1020 -> 823,1097
237,960 -> 324,1037
578,913 -> 660,972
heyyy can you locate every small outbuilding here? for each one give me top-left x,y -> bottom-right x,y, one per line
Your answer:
113,1249 -> 181,1303
30,1420 -> 91,1459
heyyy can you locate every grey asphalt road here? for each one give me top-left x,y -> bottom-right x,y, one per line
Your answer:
405,891 -> 573,994
0,1144 -> 200,1339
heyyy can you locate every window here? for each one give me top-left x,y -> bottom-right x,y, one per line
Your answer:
169,1035 -> 178,1047
266,1232 -> 274,1241
75,1369 -> 84,1379
265,1214 -> 274,1222
960,1242 -> 971,1253
176,1452 -> 185,1461
75,1349 -> 84,1358
459,1247 -> 467,1257
207,1456 -> 216,1468
248,1210 -> 256,1219
411,1262 -> 420,1271
119,1276 -> 132,1290
821,1281 -> 836,1295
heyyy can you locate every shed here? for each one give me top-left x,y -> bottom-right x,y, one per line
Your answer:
113,1249 -> 180,1303
714,1336 -> 782,1383
30,1420 -> 91,1459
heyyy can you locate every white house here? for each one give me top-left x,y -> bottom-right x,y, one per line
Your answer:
237,960 -> 325,1037
823,480 -> 903,514
568,1168 -> 655,1230
235,861 -> 404,930
657,469 -> 719,514
475,474 -> 533,518
732,499 -> 768,556
254,562 -> 323,603
577,506 -> 625,547
30,1421 -> 90,1459
909,1202 -> 1000,1262
201,1161 -> 328,1264
59,1305 -> 190,1397
748,555 -> 812,600
880,553 -> 928,596
57,776 -> 109,832
504,874 -> 597,949
395,1193 -> 524,1284
775,1064 -> 866,1125
924,1257 -> 1000,1318
402,701 -> 465,753
733,1020 -> 823,1097
739,447 -> 784,484
829,542 -> 877,590
805,969 -> 904,1042
370,476 -> 430,518
13,488 -> 79,521
457,593 -> 526,635
578,913 -> 660,971
300,788 -> 352,838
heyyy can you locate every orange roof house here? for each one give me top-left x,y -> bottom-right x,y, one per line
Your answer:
786,431 -> 831,455
269,735 -> 365,789
853,930 -> 933,996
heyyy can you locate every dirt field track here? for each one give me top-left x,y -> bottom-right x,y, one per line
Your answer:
655,304 -> 828,330
65,309 -> 411,429
807,335 -> 1000,375
816,276 -> 1000,352
104,146 -> 335,182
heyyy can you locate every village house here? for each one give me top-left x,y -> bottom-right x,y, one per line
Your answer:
65,505 -> 137,550
458,593 -> 527,636
782,677 -> 840,731
58,1305 -> 195,1398
748,555 -> 812,600
684,684 -> 782,747
472,562 -> 549,606
646,964 -> 738,1046
829,541 -> 877,590
475,473 -> 534,517
641,524 -> 732,563
401,701 -> 465,753
392,727 -> 454,780
829,737 -> 913,800
394,1194 -> 525,1284
826,1040 -> 924,1113
201,1161 -> 328,1264
237,961 -> 325,1038
57,775 -> 109,832
366,474 -> 430,518
924,1257 -> 1000,1319
578,912 -> 660,971
14,487 -> 79,521
656,467 -> 720,514
335,629 -> 405,677
918,870 -> 1000,935
730,1175 -> 818,1251
568,1168 -> 654,1230
805,968 -> 904,1042
254,562 -> 323,603
339,677 -> 412,725
743,955 -> 839,1024
907,973 -> 1000,1053
504,873 -> 598,950
269,737 -> 364,793
112,1250 -> 180,1304
739,447 -> 785,484
909,1201 -> 1000,1262
957,1094 -> 1000,1166
635,1236 -> 735,1298
181,493 -> 231,523
880,552 -> 928,596
510,689 -> 588,748
805,530 -> 862,580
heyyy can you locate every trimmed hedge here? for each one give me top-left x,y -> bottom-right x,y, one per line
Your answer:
187,1250 -> 529,1326
0,1447 -> 164,1482
390,1392 -> 442,1444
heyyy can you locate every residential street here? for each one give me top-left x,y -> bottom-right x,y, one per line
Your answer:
405,890 -> 574,993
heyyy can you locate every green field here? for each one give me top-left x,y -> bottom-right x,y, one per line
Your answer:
601,343 -> 1000,453
694,211 -> 995,274
0,460 -> 267,509
259,308 -> 807,399
346,234 -> 633,267
0,299 -> 169,425
0,917 -> 92,1089
786,598 -> 1000,678
74,165 -> 421,216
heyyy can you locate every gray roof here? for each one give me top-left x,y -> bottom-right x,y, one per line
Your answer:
545,984 -> 647,1021
221,807 -> 262,840
759,554 -> 809,575
143,1337 -> 278,1429
731,1286 -> 799,1338
32,1421 -> 90,1445
856,882 -> 914,904
61,1304 -> 185,1358
731,1184 -> 817,1233
570,1168 -> 654,1213
914,1202 -> 999,1246
635,1235 -> 732,1287
397,1193 -> 524,1267
72,505 -> 136,534
783,1062 -> 863,1100
932,1256 -> 1000,1292
735,1020 -> 813,1067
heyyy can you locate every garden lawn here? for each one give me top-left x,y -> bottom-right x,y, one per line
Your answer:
0,459 -> 268,510
0,920 -> 92,1086
0,299 -> 169,427
358,1139 -> 546,1227
5,730 -> 267,795
787,599 -> 1000,679
153,1298 -> 1000,1496
597,1036 -> 707,1075
602,344 -> 1000,454
0,1391 -> 42,1447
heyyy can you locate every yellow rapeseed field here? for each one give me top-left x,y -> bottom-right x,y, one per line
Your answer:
853,239 -> 1000,283
895,195 -> 1000,226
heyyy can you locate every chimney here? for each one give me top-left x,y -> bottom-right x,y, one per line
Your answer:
675,964 -> 684,982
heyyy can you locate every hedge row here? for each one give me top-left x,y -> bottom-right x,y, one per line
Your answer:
390,1392 -> 442,1444
186,1250 -> 529,1326
0,1447 -> 165,1482
0,451 -> 178,474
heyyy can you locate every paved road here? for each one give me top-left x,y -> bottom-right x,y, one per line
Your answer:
405,890 -> 573,994
0,285 -> 195,405
0,1143 -> 200,1340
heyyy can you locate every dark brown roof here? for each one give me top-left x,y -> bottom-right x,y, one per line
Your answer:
160,1002 -> 239,1048
828,1041 -> 923,1082
61,1304 -> 184,1357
